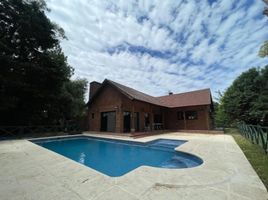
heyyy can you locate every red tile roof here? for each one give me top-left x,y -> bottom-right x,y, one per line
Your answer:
156,89 -> 212,108
107,80 -> 163,106
89,79 -> 212,108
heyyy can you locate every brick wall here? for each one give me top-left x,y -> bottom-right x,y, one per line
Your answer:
88,84 -> 213,132
164,105 -> 212,130
89,81 -> 101,99
88,84 -> 123,132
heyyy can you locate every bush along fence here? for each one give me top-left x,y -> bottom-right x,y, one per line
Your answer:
0,124 -> 82,139
237,123 -> 268,154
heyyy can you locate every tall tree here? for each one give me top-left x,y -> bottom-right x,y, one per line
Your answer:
217,66 -> 268,126
58,79 -> 88,123
250,66 -> 268,124
0,0 -> 86,126
259,0 -> 268,57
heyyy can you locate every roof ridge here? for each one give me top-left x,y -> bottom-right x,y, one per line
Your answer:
106,79 -> 156,98
105,79 -> 163,106
157,88 -> 210,98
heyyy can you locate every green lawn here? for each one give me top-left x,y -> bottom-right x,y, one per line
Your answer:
225,128 -> 268,190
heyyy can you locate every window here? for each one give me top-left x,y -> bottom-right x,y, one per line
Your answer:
123,111 -> 131,116
154,114 -> 162,123
144,113 -> 150,127
185,111 -> 198,120
177,111 -> 184,120
91,113 -> 94,119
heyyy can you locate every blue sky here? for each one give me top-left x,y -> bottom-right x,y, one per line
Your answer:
46,0 -> 268,100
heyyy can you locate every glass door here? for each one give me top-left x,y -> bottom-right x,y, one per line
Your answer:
123,111 -> 131,132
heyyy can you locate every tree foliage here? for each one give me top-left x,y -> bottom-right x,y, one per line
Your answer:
215,66 -> 268,127
0,0 -> 87,125
58,79 -> 88,122
214,95 -> 231,128
259,0 -> 268,57
259,41 -> 268,58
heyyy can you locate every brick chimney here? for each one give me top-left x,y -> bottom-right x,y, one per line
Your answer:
89,81 -> 102,99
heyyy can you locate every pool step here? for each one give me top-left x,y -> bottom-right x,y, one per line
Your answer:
147,139 -> 187,150
149,143 -> 178,150
148,145 -> 174,152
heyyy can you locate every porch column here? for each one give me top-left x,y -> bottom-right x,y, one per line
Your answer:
150,105 -> 154,131
205,106 -> 210,130
118,104 -> 124,133
131,102 -> 135,132
183,111 -> 187,130
162,108 -> 165,130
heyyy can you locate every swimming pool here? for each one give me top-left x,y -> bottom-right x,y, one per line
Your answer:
32,136 -> 203,177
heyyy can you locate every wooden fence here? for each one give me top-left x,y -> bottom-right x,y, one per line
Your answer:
237,123 -> 268,154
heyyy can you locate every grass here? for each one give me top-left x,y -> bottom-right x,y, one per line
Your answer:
225,128 -> 268,190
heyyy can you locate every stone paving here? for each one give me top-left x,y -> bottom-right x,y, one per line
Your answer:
0,132 -> 267,200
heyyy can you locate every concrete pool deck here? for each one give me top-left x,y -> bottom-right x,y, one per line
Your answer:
0,132 -> 267,200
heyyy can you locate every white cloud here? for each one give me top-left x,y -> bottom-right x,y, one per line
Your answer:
46,0 -> 268,101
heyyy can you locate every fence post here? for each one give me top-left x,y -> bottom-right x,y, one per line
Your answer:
237,123 -> 268,155
265,127 -> 268,154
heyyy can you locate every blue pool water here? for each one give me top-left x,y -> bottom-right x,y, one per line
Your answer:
32,136 -> 203,177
